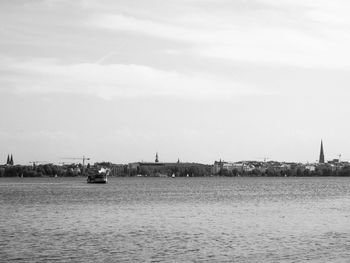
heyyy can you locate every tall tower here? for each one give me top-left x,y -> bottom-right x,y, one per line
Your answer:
155,152 -> 159,163
319,140 -> 325,164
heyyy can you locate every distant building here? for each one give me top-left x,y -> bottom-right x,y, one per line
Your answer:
305,164 -> 316,171
128,161 -> 211,177
319,140 -> 325,164
128,161 -> 164,175
6,154 -> 14,166
155,152 -> 159,163
213,160 -> 255,174
213,160 -> 225,174
328,159 -> 339,165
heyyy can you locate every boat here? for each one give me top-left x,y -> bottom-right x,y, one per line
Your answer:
87,167 -> 109,184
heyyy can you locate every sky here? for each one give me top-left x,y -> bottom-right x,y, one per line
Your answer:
1,0 -> 350,165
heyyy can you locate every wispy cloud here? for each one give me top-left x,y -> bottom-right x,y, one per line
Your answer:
0,58 -> 259,100
86,1 -> 350,70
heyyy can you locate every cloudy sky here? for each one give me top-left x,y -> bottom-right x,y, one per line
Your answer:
1,0 -> 350,164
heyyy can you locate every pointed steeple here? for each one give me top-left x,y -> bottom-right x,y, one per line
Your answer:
155,152 -> 159,163
6,154 -> 10,165
10,154 -> 14,165
319,140 -> 325,164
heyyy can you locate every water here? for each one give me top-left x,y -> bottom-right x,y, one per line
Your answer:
1,177 -> 350,262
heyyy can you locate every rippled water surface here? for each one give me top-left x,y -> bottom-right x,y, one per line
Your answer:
1,177 -> 350,262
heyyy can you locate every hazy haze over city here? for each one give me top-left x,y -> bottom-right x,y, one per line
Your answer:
1,0 -> 350,164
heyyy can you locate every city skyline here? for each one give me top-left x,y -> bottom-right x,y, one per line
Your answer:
1,1 -> 350,164
2,140 -> 346,165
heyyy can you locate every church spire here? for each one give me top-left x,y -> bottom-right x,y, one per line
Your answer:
319,140 -> 325,164
155,152 -> 159,163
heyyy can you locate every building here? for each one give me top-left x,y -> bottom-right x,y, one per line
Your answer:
213,160 -> 255,174
129,161 -> 211,177
305,164 -> 316,172
319,140 -> 325,164
6,154 -> 14,166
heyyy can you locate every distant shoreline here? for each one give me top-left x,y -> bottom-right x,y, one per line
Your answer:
1,160 -> 349,178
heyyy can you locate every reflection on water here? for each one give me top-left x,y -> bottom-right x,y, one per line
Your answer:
1,177 -> 350,262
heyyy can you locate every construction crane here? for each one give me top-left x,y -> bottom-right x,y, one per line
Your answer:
60,156 -> 91,175
60,156 -> 91,166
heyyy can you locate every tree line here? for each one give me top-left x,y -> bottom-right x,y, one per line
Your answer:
1,163 -> 350,177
